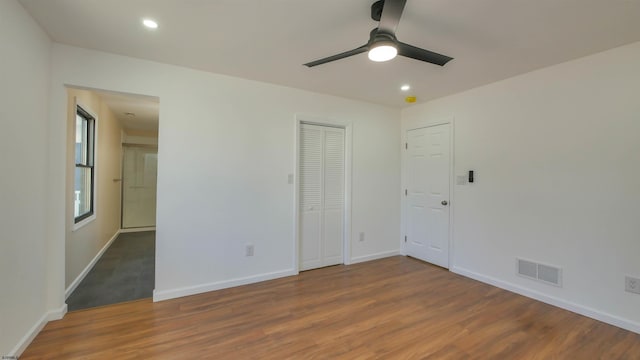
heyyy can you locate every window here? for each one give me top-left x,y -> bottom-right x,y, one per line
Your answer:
74,106 -> 95,223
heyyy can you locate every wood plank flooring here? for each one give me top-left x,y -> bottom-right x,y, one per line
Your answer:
22,256 -> 640,359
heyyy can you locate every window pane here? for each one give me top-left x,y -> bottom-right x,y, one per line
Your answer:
75,114 -> 88,164
74,167 -> 92,218
87,119 -> 94,166
74,106 -> 95,223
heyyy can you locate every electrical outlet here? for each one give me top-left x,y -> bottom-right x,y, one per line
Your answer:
245,244 -> 254,257
625,276 -> 640,294
359,232 -> 365,242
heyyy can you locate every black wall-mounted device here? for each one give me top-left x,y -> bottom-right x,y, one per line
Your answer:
469,170 -> 474,183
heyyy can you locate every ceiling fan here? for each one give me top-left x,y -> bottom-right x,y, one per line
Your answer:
304,0 -> 453,67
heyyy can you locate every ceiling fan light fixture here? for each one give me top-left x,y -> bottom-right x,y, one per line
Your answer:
368,41 -> 398,62
303,0 -> 453,68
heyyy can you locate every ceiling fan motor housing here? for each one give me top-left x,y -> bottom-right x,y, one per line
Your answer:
369,28 -> 397,47
371,0 -> 385,21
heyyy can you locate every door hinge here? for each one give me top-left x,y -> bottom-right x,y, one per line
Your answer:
405,142 -> 408,149
405,189 -> 407,196
404,236 -> 407,243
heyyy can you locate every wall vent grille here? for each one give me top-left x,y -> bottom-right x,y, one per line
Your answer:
517,258 -> 562,287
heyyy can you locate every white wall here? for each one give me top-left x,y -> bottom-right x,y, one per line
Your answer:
0,0 -> 51,355
48,44 -> 401,303
402,41 -> 640,332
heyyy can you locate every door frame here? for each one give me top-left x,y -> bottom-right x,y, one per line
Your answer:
401,117 -> 455,269
294,115 -> 353,273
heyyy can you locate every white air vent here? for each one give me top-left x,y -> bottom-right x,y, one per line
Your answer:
517,259 -> 537,279
517,258 -> 562,287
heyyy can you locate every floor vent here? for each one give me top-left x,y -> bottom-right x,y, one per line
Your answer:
517,258 -> 562,287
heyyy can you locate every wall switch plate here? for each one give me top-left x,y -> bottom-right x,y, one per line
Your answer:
359,232 -> 365,242
456,175 -> 467,185
287,174 -> 294,184
245,244 -> 254,257
626,276 -> 640,294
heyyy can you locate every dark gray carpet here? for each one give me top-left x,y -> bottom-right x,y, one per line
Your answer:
66,231 -> 155,311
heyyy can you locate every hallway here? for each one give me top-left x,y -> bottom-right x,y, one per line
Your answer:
66,231 -> 155,311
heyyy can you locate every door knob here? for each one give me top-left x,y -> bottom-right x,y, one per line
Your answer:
441,200 -> 448,206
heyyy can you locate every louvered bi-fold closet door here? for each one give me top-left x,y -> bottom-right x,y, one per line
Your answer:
299,124 -> 345,271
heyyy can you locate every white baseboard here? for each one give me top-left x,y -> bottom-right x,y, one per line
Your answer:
65,230 -> 120,299
451,266 -> 640,335
47,303 -> 68,321
119,226 -> 156,233
153,251 -> 399,303
9,303 -> 67,357
350,250 -> 400,264
9,314 -> 47,357
153,269 -> 297,302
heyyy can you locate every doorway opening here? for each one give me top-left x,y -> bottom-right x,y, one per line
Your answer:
64,86 -> 159,311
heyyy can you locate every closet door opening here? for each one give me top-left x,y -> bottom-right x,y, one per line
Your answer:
299,123 -> 345,271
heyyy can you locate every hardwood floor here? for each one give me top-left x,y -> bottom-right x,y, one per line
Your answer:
22,256 -> 640,359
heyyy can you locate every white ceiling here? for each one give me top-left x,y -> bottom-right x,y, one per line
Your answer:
91,89 -> 159,132
21,0 -> 640,108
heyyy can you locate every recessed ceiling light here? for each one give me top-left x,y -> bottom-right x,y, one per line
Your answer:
142,19 -> 158,29
401,85 -> 411,91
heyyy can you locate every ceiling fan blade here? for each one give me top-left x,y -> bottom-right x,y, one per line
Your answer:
378,0 -> 407,35
304,45 -> 369,67
397,42 -> 453,66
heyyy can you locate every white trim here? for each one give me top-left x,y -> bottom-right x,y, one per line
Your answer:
293,115 -> 353,271
9,314 -> 47,357
451,266 -> 640,335
448,120 -> 456,269
293,119 -> 301,270
344,124 -> 353,265
120,226 -> 156,233
153,269 -> 297,302
47,303 -> 68,321
9,304 -> 67,357
65,230 -> 120,299
401,117 -> 455,268
350,250 -> 400,265
72,213 -> 96,231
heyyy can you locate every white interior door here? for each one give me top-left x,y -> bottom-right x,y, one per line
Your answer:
122,146 -> 158,229
405,124 -> 450,268
299,124 -> 345,271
